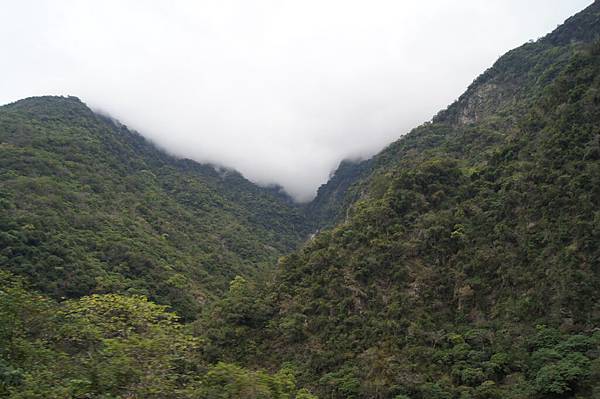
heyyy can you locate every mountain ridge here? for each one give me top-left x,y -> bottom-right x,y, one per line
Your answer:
308,0 -> 600,230
0,95 -> 311,319
195,2 -> 600,397
2,2 -> 600,398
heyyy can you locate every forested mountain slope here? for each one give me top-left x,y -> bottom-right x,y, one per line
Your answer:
308,0 -> 600,229
199,3 -> 600,398
0,96 -> 310,319
2,2 -> 600,398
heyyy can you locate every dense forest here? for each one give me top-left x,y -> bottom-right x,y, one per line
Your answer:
2,2 -> 600,398
0,96 -> 311,320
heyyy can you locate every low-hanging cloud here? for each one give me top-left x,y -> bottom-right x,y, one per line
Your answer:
0,0 -> 592,201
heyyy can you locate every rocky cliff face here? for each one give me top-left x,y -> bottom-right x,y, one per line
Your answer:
455,82 -> 506,125
307,1 -> 600,228
436,1 -> 600,127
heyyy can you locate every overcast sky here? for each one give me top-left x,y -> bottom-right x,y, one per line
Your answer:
0,1 -> 593,201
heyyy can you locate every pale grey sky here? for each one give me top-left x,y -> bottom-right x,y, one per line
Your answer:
0,1 -> 593,201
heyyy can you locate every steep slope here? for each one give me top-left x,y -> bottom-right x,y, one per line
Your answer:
309,0 -> 600,228
200,4 -> 600,398
304,158 -> 372,229
3,3 -> 600,398
0,96 -> 310,319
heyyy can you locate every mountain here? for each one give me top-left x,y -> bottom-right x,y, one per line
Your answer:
309,0 -> 600,229
0,96 -> 310,319
197,2 -> 600,398
3,2 -> 600,398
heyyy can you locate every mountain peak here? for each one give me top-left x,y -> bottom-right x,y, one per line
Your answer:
5,95 -> 85,108
2,95 -> 94,122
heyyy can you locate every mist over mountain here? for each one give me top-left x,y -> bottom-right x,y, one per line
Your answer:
2,2 -> 600,398
1,0 -> 592,201
0,96 -> 311,320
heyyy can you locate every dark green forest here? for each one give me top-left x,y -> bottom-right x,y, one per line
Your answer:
2,2 -> 600,398
0,96 -> 310,320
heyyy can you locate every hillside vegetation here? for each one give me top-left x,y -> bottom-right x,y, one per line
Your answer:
198,3 -> 600,398
308,1 -> 600,227
2,2 -> 600,398
0,96 -> 310,319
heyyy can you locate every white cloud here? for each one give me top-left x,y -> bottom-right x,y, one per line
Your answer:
0,0 -> 592,201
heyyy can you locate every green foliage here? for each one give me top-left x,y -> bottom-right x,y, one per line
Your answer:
528,326 -> 594,396
190,362 -> 308,399
319,366 -> 361,398
0,271 -> 56,396
0,272 -> 316,398
0,96 -> 310,319
198,7 -> 600,397
194,275 -> 275,363
3,3 -> 600,399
